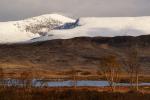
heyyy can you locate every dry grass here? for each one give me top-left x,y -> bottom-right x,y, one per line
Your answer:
0,87 -> 150,100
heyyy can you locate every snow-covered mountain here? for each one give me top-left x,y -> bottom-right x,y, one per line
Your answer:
30,16 -> 150,43
0,14 -> 75,43
1,14 -> 150,43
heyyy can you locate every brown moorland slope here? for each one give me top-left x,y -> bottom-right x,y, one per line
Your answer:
0,35 -> 150,78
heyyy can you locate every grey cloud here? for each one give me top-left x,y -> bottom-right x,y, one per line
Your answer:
0,0 -> 150,21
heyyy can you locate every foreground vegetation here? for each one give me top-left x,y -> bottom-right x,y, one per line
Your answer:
0,87 -> 150,100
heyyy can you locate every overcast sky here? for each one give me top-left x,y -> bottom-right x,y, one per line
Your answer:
0,0 -> 150,21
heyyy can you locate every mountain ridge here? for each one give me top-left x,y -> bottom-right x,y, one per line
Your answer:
1,14 -> 150,43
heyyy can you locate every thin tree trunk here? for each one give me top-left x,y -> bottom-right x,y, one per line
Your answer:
130,71 -> 134,88
136,73 -> 139,91
110,69 -> 115,92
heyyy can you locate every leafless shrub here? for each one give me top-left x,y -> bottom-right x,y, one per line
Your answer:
123,46 -> 141,91
19,71 -> 33,88
99,55 -> 121,91
0,67 -> 4,87
69,69 -> 80,88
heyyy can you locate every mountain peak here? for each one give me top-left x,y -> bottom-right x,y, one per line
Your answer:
25,13 -> 75,24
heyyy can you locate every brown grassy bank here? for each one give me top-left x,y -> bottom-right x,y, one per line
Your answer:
0,87 -> 150,100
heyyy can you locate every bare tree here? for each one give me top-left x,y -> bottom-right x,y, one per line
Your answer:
124,46 -> 140,91
0,67 -> 4,87
19,70 -> 33,88
99,55 -> 121,92
69,69 -> 80,88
